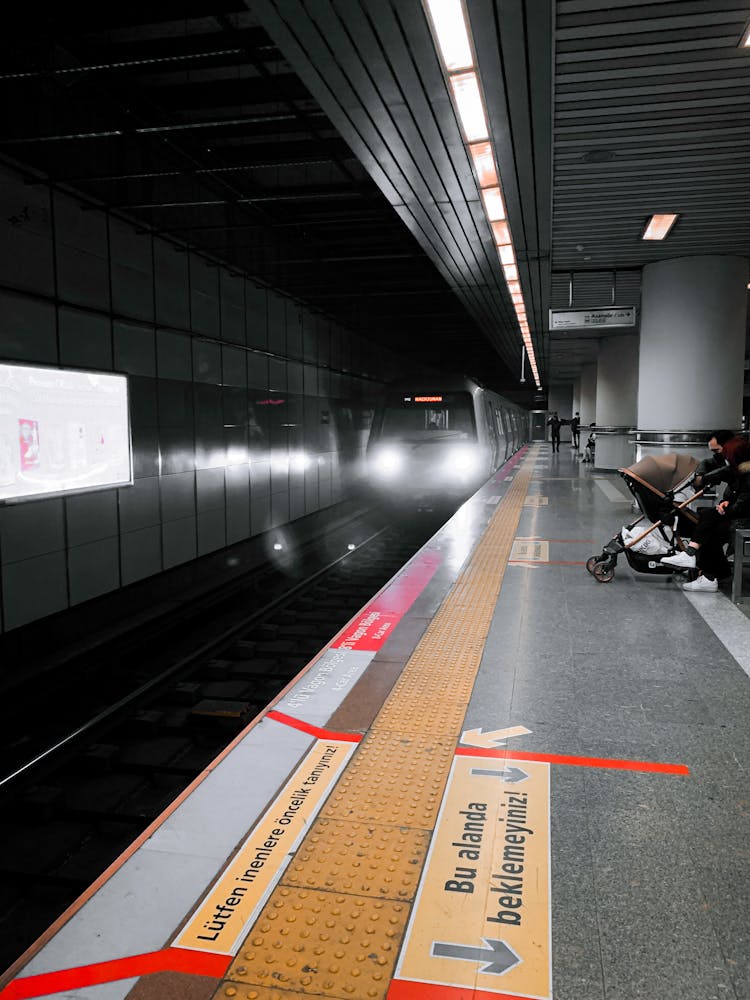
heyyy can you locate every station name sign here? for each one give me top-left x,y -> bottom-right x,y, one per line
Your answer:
549,306 -> 636,330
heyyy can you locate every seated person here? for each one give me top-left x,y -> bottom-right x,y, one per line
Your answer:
582,425 -> 596,463
661,436 -> 750,591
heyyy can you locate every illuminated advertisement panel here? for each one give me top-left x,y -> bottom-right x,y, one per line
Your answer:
0,362 -> 132,502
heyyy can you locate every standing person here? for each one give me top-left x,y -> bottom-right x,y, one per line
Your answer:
570,412 -> 580,451
547,412 -> 561,453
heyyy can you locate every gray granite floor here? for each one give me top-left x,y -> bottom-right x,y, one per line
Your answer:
468,444 -> 750,1000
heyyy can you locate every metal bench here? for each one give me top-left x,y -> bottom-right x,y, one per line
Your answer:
731,528 -> 750,604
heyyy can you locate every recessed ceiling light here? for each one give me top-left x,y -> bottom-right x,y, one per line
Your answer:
642,213 -> 678,240
491,220 -> 511,246
481,186 -> 505,221
449,72 -> 489,141
469,142 -> 498,187
424,0 -> 474,71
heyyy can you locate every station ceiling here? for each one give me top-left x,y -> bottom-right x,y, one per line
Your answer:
2,1 -> 749,407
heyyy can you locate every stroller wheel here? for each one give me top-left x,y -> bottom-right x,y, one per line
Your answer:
586,555 -> 602,574
593,560 -> 615,583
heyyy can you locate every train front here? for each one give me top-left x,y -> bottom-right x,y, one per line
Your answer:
366,387 -> 490,509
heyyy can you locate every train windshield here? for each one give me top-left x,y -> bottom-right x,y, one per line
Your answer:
380,392 -> 476,439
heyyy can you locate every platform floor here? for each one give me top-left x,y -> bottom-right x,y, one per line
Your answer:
1,443 -> 748,1000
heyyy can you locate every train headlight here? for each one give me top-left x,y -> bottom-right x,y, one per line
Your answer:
290,450 -> 312,473
451,446 -> 480,474
371,446 -> 405,478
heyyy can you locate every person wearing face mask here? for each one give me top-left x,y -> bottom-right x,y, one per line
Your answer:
693,429 -> 734,489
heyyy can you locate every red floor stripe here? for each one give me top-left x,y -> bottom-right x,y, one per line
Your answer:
515,537 -> 594,542
508,560 -> 586,565
455,747 -> 689,775
388,980 -> 531,1000
0,948 -> 231,1000
266,709 -> 362,742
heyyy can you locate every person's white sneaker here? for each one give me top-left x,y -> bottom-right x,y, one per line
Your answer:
661,549 -> 697,569
682,575 -> 718,592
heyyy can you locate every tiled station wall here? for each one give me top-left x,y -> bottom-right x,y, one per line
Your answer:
0,163 -> 401,633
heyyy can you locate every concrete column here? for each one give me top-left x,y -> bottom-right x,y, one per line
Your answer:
572,380 -> 581,417
579,362 -> 597,428
595,335 -> 638,470
636,255 -> 747,458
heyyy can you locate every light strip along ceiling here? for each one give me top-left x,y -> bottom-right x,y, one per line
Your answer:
423,0 -> 541,389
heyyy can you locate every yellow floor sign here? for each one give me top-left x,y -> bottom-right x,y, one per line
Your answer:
394,754 -> 551,999
174,739 -> 355,956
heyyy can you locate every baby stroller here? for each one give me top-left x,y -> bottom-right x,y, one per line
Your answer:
586,453 -> 705,582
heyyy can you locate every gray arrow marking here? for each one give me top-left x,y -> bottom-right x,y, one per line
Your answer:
432,938 -> 521,975
470,766 -> 529,783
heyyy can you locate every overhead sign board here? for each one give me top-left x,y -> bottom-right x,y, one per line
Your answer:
549,306 -> 636,330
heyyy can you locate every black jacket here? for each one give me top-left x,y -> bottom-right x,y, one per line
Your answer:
725,460 -> 750,521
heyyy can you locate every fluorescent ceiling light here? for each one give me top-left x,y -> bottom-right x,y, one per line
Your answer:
450,72 -> 489,142
498,243 -> 515,266
642,213 -> 678,240
507,280 -> 521,294
741,22 -> 750,46
470,142 -> 498,187
503,263 -> 519,282
481,187 -> 505,221
491,220 -> 511,246
425,0 -> 474,71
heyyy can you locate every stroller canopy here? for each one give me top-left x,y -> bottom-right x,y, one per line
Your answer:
620,453 -> 698,496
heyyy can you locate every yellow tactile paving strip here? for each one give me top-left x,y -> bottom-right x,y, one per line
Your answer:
283,818 -> 431,901
215,452 -> 535,1000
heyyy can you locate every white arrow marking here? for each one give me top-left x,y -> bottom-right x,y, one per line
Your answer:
460,725 -> 531,748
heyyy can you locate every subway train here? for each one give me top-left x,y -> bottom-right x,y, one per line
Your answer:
366,375 -> 529,509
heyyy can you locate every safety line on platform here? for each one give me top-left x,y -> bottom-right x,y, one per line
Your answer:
266,709 -> 363,742
388,979 -> 533,1000
509,560 -> 586,566
454,746 -> 690,775
0,949 -> 230,1000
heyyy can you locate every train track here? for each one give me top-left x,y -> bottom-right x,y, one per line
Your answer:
0,507 -> 445,975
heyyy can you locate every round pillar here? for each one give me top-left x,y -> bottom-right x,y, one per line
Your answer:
636,255 -> 747,458
594,335 -> 638,470
578,362 -> 597,432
